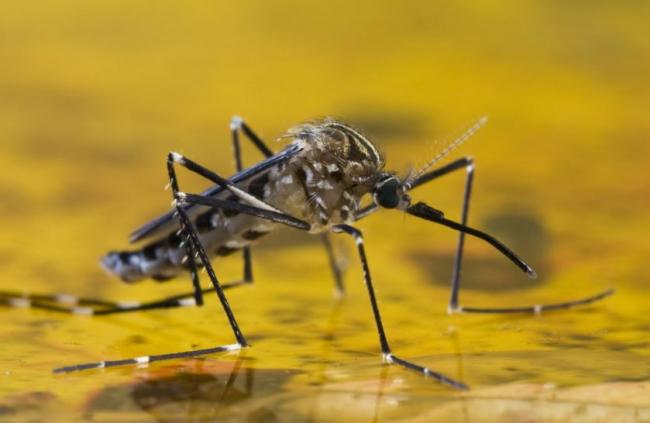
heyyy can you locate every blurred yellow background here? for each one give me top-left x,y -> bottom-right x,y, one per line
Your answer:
1,1 -> 649,421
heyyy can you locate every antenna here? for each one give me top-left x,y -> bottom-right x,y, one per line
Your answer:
405,116 -> 488,189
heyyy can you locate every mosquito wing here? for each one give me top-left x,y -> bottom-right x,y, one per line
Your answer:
128,143 -> 303,243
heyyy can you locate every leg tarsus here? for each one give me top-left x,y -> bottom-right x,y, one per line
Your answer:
457,288 -> 615,314
1,282 -> 250,316
53,343 -> 245,374
385,353 -> 469,390
333,224 -> 467,390
52,153 -> 255,372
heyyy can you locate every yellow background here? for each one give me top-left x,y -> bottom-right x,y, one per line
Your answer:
1,1 -> 648,421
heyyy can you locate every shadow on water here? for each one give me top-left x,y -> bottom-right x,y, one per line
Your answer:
80,301 -> 428,423
408,210 -> 552,292
84,356 -> 297,422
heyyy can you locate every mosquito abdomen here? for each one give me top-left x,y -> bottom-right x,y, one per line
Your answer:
102,211 -> 275,283
101,237 -> 185,283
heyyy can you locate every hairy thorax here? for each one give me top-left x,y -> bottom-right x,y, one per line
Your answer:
264,119 -> 385,232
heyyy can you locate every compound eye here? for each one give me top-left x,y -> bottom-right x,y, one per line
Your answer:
375,178 -> 400,209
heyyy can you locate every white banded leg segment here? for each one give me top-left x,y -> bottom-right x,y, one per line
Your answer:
458,288 -> 615,314
333,224 -> 468,390
385,353 -> 469,391
117,301 -> 142,309
230,115 -> 243,131
53,343 -> 245,374
177,297 -> 197,307
8,297 -> 31,308
1,291 -> 116,313
88,282 -> 248,315
55,294 -> 79,305
406,157 -> 612,314
0,283 -> 253,316
135,356 -> 150,365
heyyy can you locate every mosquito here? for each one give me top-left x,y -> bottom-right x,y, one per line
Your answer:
1,116 -> 614,390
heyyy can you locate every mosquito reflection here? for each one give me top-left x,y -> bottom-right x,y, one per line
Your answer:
131,355 -> 256,422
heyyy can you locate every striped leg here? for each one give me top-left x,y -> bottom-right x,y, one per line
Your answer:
1,205 -> 248,316
2,121 -> 274,317
54,343 -> 243,374
53,158 -> 313,373
332,224 -> 468,390
53,213 -> 248,372
0,282 -> 247,316
35,123 -> 344,317
409,158 -> 614,314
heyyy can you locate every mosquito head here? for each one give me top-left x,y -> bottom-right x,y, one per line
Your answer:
373,174 -> 411,210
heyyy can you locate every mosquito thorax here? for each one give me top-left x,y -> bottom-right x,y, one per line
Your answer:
265,119 -> 387,230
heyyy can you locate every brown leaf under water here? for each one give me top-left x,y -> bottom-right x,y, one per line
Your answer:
402,382 -> 650,423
